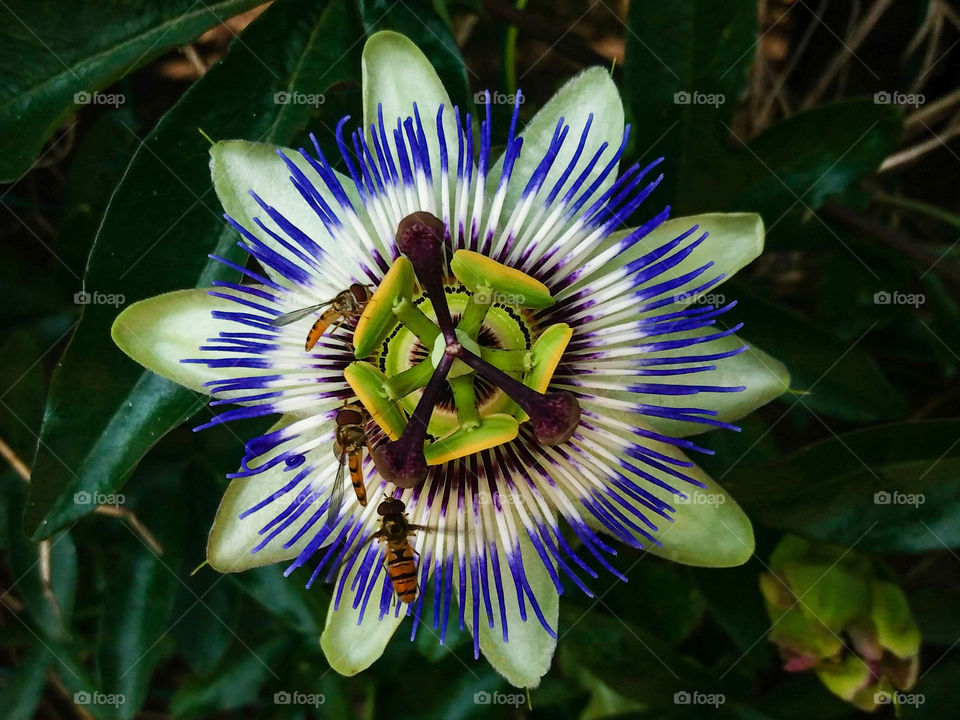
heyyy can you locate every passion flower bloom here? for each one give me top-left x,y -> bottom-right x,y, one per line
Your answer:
112,31 -> 789,687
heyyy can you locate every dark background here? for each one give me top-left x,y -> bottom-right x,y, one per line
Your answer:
1,1 -> 959,718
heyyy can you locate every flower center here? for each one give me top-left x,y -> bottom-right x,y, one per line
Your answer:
344,212 -> 580,487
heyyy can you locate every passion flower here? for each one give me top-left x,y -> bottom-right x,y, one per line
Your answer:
112,31 -> 789,687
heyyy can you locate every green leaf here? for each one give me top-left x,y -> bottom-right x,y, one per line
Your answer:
96,469 -> 186,720
560,602 -> 738,707
26,0 -> 364,539
56,107 -> 140,278
0,331 -> 45,463
590,560 -> 706,646
1,473 -> 76,640
721,100 -> 902,219
0,644 -> 51,720
624,0 -> 757,211
169,637 -> 287,718
730,287 -> 908,422
230,565 -> 326,640
723,420 -> 960,553
0,0 -> 264,180
172,572 -> 240,676
624,1 -> 901,221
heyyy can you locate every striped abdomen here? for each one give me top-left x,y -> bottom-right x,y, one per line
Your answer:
385,541 -> 417,603
348,450 -> 367,506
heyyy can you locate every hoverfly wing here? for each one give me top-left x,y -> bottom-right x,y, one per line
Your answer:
272,302 -> 332,327
324,449 -> 349,531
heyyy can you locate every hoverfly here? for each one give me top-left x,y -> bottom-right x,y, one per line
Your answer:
326,497 -> 439,604
374,498 -> 421,604
272,283 -> 372,351
332,402 -> 371,510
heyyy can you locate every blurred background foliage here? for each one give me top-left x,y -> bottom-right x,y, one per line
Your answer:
1,0 -> 959,717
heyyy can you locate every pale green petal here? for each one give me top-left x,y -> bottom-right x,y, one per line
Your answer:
320,563 -> 406,675
210,140 -> 357,290
572,212 -> 789,437
361,31 -> 456,188
458,520 -> 559,688
579,433 -> 754,567
490,66 -> 624,221
575,331 -> 789,438
112,288 -> 255,394
206,417 -> 331,571
592,212 -> 765,288
648,466 -> 755,567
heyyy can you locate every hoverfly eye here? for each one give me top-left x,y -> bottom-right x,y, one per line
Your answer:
377,500 -> 393,516
349,283 -> 367,303
336,408 -> 363,426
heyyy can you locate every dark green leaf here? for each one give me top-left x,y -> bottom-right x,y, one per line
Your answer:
560,602 -> 741,707
694,561 -> 775,663
0,331 -> 46,463
0,0 -> 264,180
909,586 -> 960,645
172,571 -> 241,676
1,473 -> 77,640
724,420 -> 960,553
723,100 -> 902,219
96,468 -> 186,720
624,0 -> 757,211
0,644 -> 51,720
56,107 -> 140,279
230,565 -> 327,639
730,287 -> 909,422
169,637 -> 287,718
26,0 -> 364,539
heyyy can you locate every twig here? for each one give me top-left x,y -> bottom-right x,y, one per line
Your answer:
878,120 -> 960,173
182,43 -> 207,77
38,539 -> 63,618
801,0 -> 895,108
0,435 -> 164,556
872,191 -> 960,232
48,670 -> 96,720
0,435 -> 31,480
0,586 -> 26,613
904,86 -> 960,133
755,0 -> 827,129
94,505 -> 164,556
